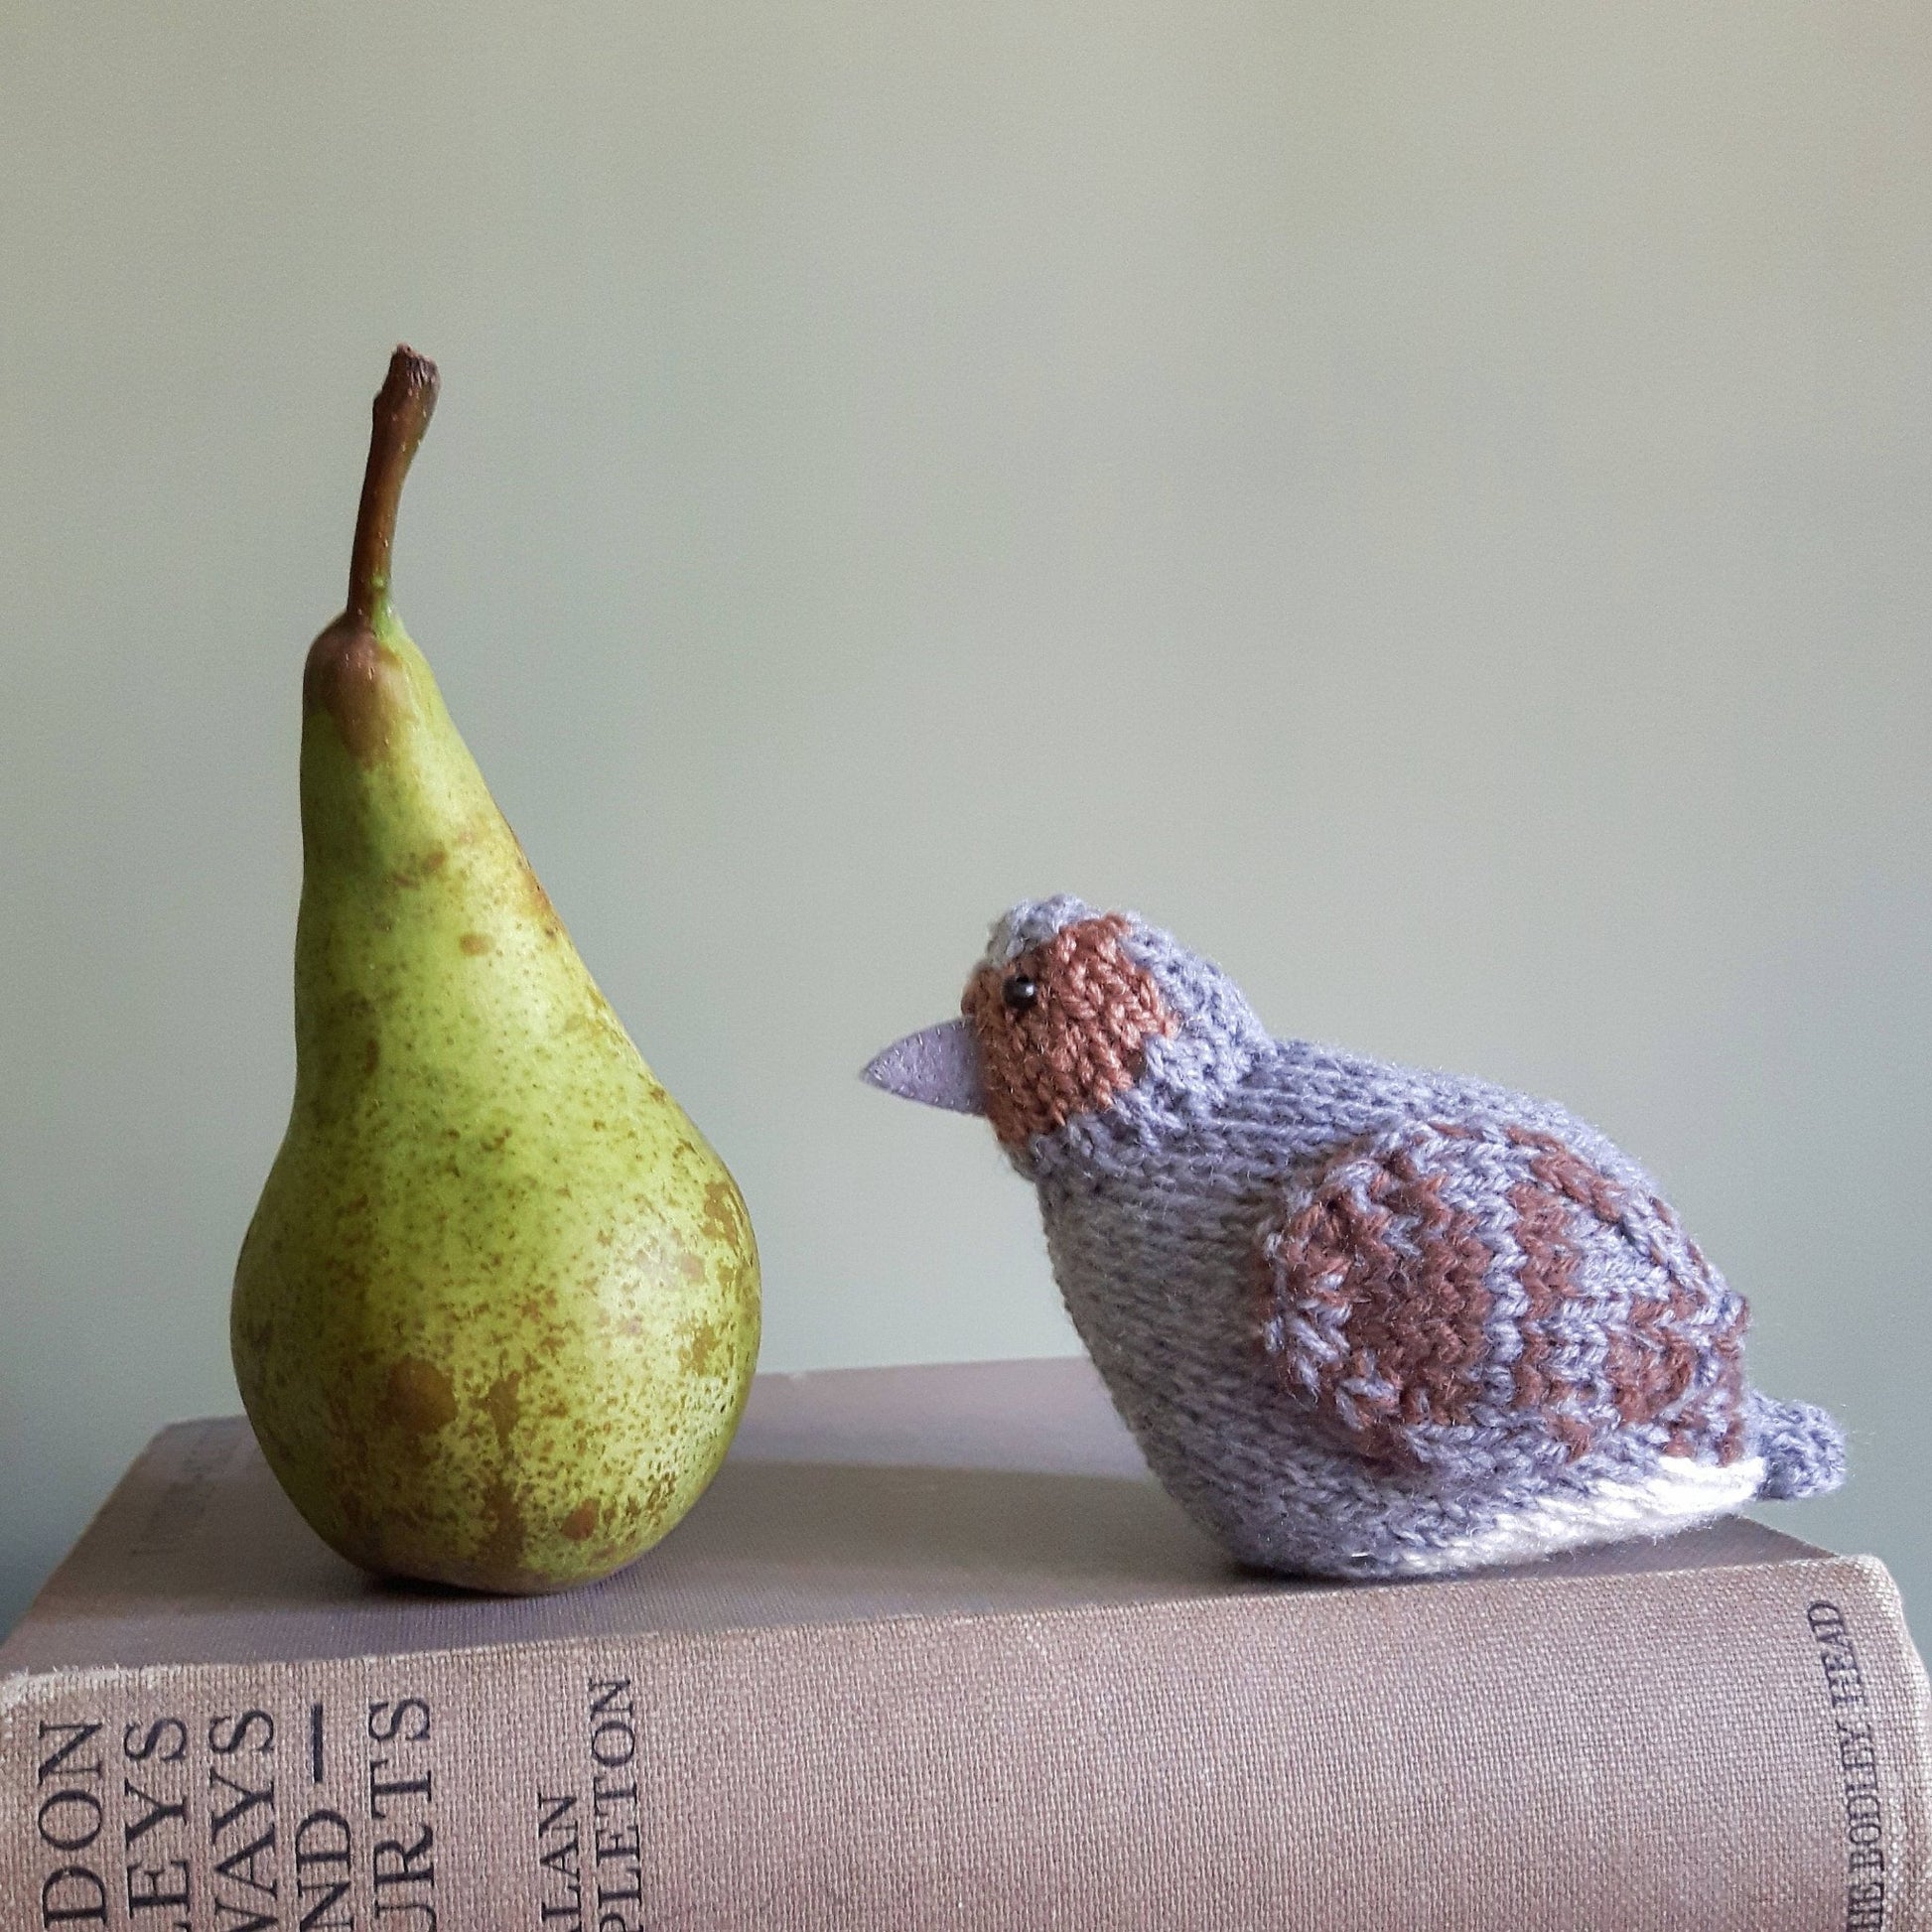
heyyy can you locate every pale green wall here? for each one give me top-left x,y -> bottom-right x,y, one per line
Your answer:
2,2 -> 1926,1637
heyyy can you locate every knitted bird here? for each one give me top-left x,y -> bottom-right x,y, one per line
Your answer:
863,897 -> 1846,1579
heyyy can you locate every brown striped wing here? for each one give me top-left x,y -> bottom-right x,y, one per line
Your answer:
1254,1121 -> 1751,1475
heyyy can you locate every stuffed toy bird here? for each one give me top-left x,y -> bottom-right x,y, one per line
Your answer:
863,897 -> 1846,1579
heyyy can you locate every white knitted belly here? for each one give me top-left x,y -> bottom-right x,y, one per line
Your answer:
1388,1453 -> 1768,1575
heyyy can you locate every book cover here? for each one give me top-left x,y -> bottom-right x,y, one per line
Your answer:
4,1357 -> 1927,1929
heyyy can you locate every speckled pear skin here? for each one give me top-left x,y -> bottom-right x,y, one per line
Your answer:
231,350 -> 759,1594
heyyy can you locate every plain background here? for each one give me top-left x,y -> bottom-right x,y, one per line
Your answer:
2,2 -> 1926,1642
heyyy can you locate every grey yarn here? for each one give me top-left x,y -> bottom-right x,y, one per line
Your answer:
1745,1391 -> 1848,1501
870,897 -> 1849,1580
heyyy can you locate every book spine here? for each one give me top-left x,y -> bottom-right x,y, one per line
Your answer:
2,1556 -> 1927,1931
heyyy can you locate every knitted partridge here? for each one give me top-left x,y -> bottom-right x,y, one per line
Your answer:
863,897 -> 1846,1579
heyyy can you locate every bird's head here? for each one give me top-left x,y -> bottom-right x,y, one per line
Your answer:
863,897 -> 1268,1176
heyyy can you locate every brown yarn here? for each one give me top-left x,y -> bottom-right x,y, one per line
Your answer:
963,915 -> 1177,1148
1274,1147 -> 1494,1464
1508,1156 -> 1595,1458
1512,1132 -> 1747,1461
1262,1123 -> 1750,1471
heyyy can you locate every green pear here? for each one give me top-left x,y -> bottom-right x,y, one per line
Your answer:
232,346 -> 759,1593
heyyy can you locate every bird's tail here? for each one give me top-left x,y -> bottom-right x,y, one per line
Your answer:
1747,1390 -> 1848,1501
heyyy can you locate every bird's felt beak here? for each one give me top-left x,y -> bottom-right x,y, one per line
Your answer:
862,1019 -> 987,1115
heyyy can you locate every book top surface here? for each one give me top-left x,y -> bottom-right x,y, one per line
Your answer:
0,1356 -> 1826,1676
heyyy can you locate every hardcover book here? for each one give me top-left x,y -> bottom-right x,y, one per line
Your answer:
3,1357 -> 1927,1929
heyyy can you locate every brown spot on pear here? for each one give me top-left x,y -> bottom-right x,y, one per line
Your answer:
474,1476 -> 528,1585
700,1178 -> 744,1248
303,619 -> 412,764
483,1372 -> 522,1448
389,846 -> 448,890
680,1319 -> 723,1376
382,1359 -> 458,1437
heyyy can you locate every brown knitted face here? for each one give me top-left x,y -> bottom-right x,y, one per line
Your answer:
962,914 -> 1178,1149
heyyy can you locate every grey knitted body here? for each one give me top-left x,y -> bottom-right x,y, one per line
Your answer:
865,897 -> 1848,1580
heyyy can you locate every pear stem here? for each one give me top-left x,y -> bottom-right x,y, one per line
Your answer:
346,346 -> 440,626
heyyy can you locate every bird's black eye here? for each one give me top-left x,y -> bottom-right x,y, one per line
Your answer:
1003,975 -> 1038,1014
